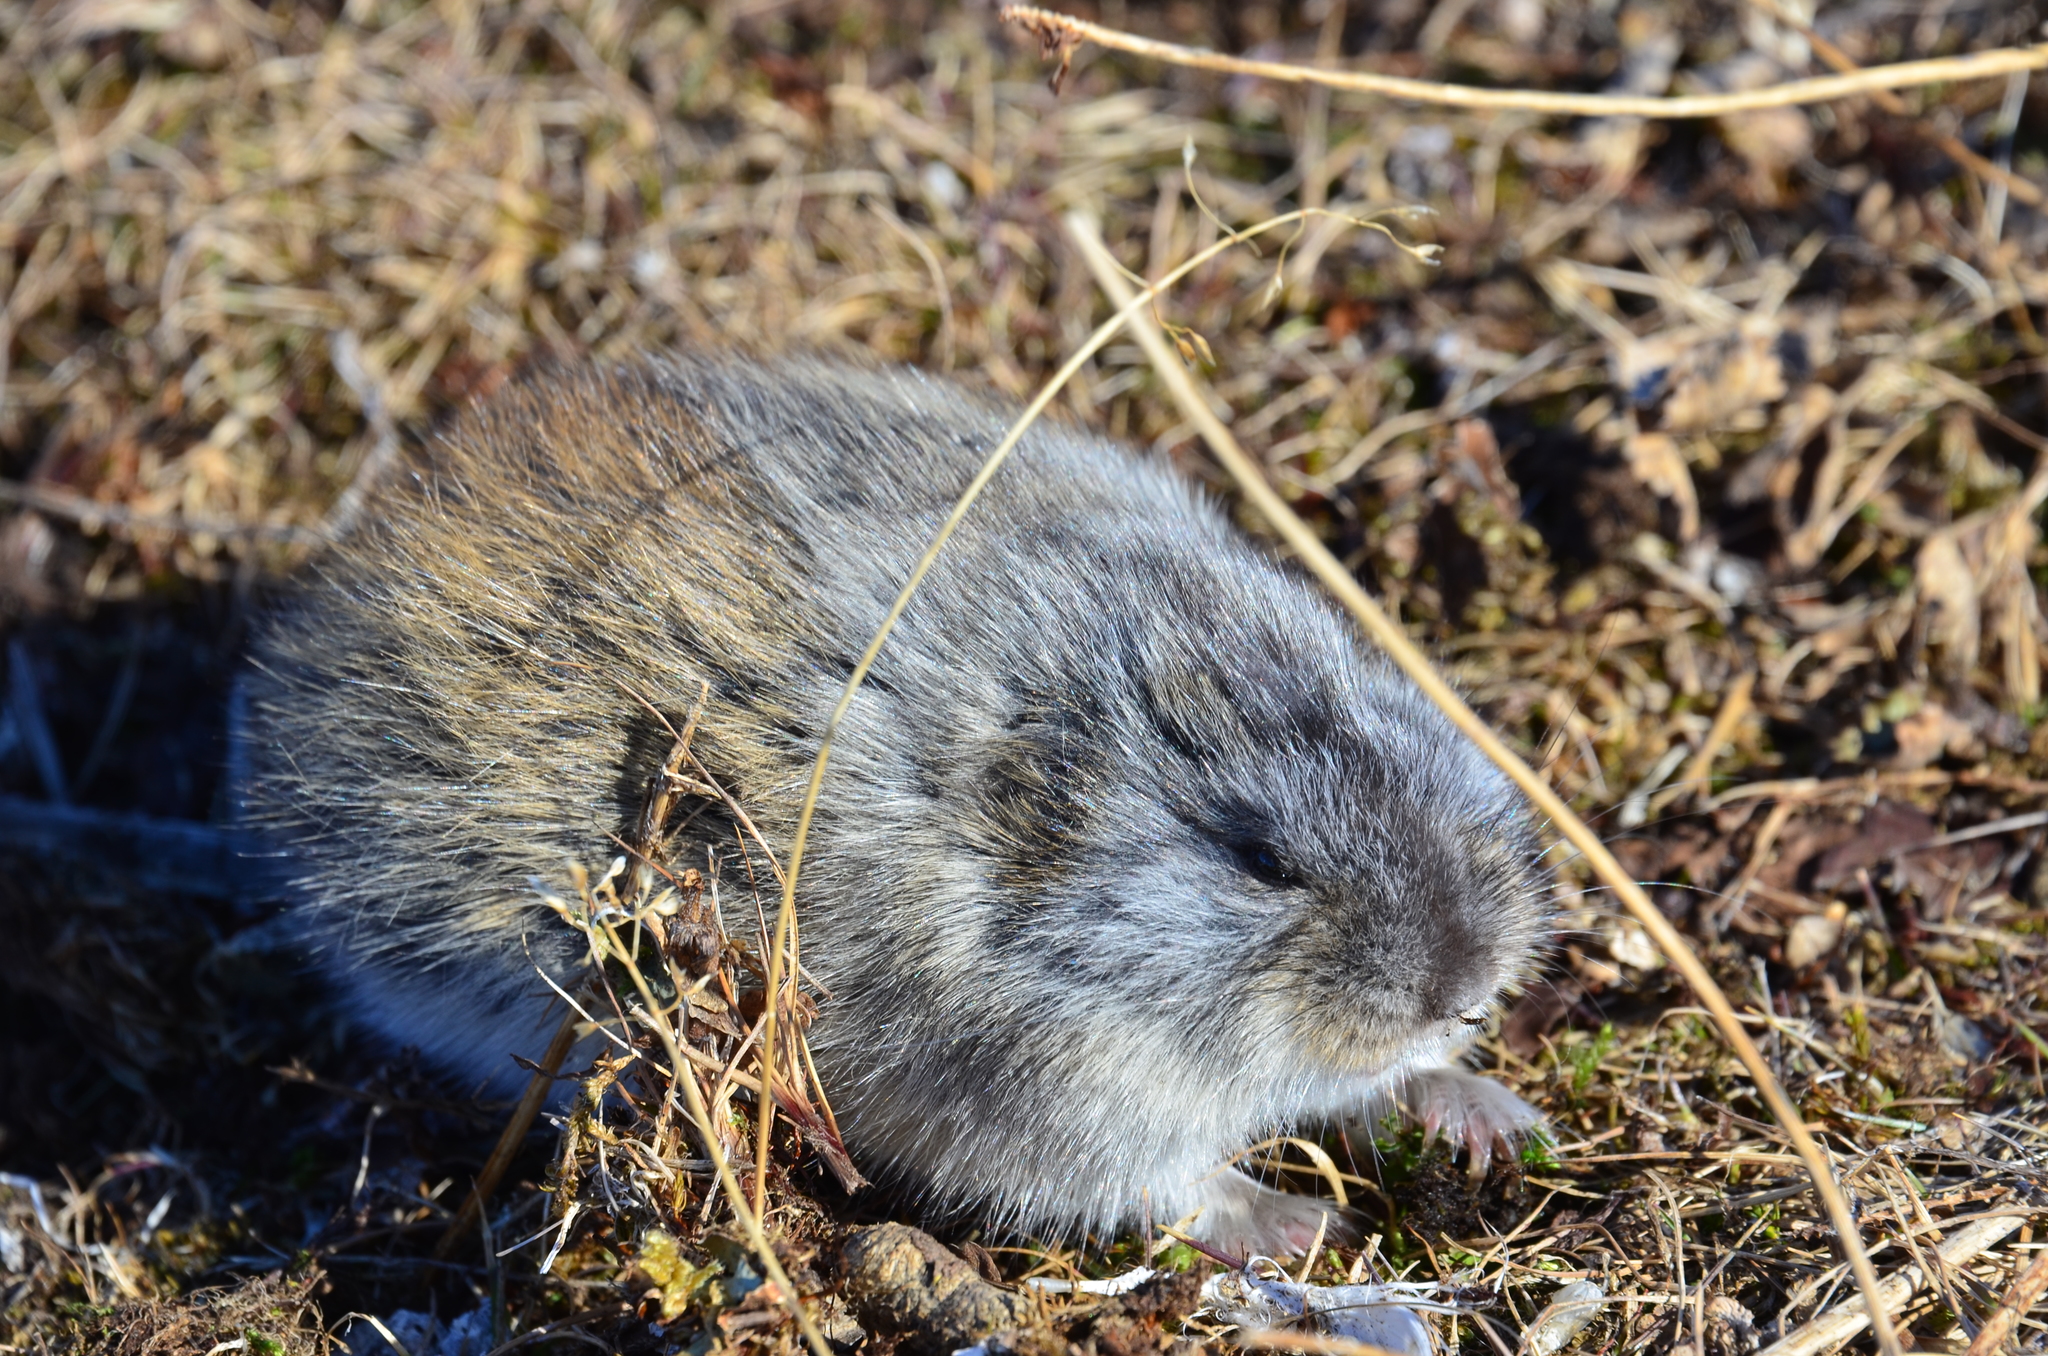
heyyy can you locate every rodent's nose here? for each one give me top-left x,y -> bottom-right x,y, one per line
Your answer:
1412,912 -> 1499,1026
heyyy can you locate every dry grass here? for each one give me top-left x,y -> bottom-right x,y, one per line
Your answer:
7,0 -> 2048,1354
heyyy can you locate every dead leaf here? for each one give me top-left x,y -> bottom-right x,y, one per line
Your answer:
1895,837 -> 2003,907
59,0 -> 245,67
1727,382 -> 1833,516
1502,978 -> 1585,1058
1659,316 -> 1793,432
1812,801 -> 1934,889
1888,702 -> 1982,769
1616,313 -> 1831,441
1622,427 -> 1701,540
1914,532 -> 1978,680
1969,499 -> 2047,707
1437,418 -> 1521,520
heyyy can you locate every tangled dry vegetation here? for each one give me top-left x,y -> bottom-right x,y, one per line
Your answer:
6,0 -> 2048,1353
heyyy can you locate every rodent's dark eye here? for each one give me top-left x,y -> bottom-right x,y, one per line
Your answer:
1234,841 -> 1299,889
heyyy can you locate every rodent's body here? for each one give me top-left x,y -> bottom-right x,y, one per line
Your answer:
236,354 -> 1547,1252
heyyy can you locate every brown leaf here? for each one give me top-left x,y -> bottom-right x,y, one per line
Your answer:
1915,531 -> 1981,678
1811,802 -> 1933,891
1438,418 -> 1521,520
1502,977 -> 1586,1058
1889,702 -> 1983,770
1895,837 -> 2003,907
1658,317 -> 1794,432
1622,428 -> 1701,541
1618,312 -> 1828,439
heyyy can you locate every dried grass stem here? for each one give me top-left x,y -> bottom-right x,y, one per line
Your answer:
1756,1215 -> 2023,1356
595,917 -> 834,1356
1002,5 -> 2048,119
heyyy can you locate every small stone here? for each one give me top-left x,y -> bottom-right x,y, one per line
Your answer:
1529,1279 -> 1605,1356
1607,920 -> 1661,971
1785,907 -> 1845,968
839,1223 -> 1033,1355
1938,1012 -> 1993,1063
1704,1294 -> 1758,1356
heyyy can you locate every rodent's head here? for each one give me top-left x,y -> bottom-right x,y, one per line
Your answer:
940,534 -> 1549,1090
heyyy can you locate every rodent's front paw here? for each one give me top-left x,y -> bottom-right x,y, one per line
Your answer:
1403,1066 -> 1544,1174
1186,1168 -> 1357,1259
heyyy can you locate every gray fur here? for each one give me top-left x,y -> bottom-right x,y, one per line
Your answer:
235,353 -> 1549,1253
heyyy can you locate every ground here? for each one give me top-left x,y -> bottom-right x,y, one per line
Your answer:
3,0 -> 2048,1353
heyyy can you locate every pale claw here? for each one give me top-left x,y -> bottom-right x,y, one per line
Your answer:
1405,1066 -> 1544,1175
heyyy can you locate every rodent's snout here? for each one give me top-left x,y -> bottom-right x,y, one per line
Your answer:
1355,906 -> 1498,1026
1247,785 -> 1546,1075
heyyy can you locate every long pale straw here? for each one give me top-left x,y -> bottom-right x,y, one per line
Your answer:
1002,4 -> 2048,121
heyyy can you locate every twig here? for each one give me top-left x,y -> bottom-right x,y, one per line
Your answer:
1648,670 -> 1754,816
1706,768 -> 1958,808
8,639 -> 68,806
1313,338 -> 1574,487
1964,1246 -> 2048,1356
751,822 -> 791,1224
317,329 -> 402,543
1741,0 -> 2044,208
1065,208 -> 1907,1356
0,1173 -> 58,1237
433,1009 -> 581,1261
1897,810 -> 2048,854
0,795 -> 278,901
1757,1215 -> 2026,1356
1001,5 -> 2048,119
476,1303 -> 635,1356
0,476 -> 325,545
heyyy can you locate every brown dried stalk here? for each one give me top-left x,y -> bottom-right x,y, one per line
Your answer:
0,478 -> 324,545
599,915 -> 836,1356
1064,209 -> 1907,1356
1002,4 -> 2048,119
1963,1245 -> 2048,1356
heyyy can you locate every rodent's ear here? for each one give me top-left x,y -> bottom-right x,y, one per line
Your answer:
1131,662 -> 1243,766
1125,624 -> 1344,763
964,685 -> 1113,887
